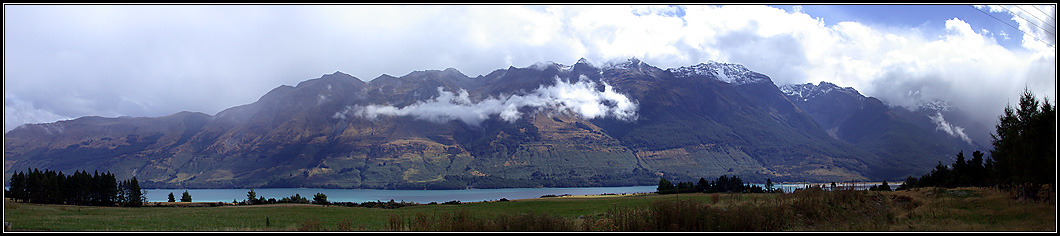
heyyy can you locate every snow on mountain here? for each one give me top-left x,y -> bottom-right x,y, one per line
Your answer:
917,98 -> 955,112
667,60 -> 770,85
601,57 -> 644,70
575,58 -> 594,68
779,81 -> 864,101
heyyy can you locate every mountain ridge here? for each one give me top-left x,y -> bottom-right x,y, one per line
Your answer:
4,58 -> 989,189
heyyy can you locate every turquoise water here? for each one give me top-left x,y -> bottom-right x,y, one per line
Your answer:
144,183 -> 891,203
144,186 -> 658,203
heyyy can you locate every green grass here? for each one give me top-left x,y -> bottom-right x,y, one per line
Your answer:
3,187 -> 1054,231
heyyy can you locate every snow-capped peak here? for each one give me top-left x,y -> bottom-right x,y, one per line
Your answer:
918,98 -> 955,112
779,81 -> 864,101
602,57 -> 643,70
576,57 -> 593,67
667,61 -> 769,85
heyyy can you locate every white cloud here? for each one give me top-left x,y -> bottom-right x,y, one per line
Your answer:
977,5 -> 1057,51
3,4 -> 1054,135
338,76 -> 638,125
929,112 -> 973,144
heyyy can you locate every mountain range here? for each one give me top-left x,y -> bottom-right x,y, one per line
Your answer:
3,58 -> 989,189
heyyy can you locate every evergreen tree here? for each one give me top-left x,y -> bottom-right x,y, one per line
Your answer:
247,189 -> 258,204
898,176 -> 918,190
990,89 -> 1055,198
9,171 -> 26,202
969,151 -> 987,186
67,171 -> 89,205
181,190 -> 193,202
125,176 -> 143,207
117,179 -> 128,205
8,168 -> 143,207
765,178 -> 775,193
991,90 -> 1055,185
100,172 -> 118,206
952,151 -> 968,187
695,178 -> 710,192
89,171 -> 102,205
168,192 -> 176,202
676,181 -> 693,191
657,178 -> 675,192
26,169 -> 43,204
312,193 -> 329,205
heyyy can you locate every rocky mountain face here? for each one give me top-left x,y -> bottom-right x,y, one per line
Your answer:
4,59 -> 986,189
779,82 -> 989,178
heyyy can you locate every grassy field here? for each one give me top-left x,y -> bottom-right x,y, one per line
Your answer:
3,187 -> 1055,231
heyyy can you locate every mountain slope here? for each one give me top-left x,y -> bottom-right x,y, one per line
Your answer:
780,82 -> 990,179
5,59 -> 968,189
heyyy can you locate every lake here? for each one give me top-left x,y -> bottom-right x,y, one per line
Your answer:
144,186 -> 659,203
144,183 -> 891,203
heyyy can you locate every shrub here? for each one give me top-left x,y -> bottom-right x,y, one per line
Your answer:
298,218 -> 322,231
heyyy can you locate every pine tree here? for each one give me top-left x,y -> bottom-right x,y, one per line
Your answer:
657,178 -> 675,193
100,172 -> 118,206
26,169 -> 42,204
247,189 -> 258,204
9,171 -> 25,202
990,89 -> 1056,198
312,193 -> 328,205
951,151 -> 968,187
695,178 -> 710,192
765,178 -> 775,193
168,192 -> 176,202
125,176 -> 143,207
181,190 -> 193,202
117,179 -> 128,205
969,151 -> 986,186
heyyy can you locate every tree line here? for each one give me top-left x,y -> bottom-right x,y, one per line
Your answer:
234,189 -> 316,205
897,151 -> 989,190
6,168 -> 144,207
657,175 -> 779,194
899,89 -> 1055,201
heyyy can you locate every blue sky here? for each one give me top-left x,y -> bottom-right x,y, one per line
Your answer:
778,4 -> 1044,50
4,4 -> 1056,135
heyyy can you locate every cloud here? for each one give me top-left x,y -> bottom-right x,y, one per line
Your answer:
4,93 -> 71,131
929,112 -> 973,144
4,5 -> 1054,136
336,76 -> 637,125
975,5 -> 1056,51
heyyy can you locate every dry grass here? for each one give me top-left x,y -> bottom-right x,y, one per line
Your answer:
384,187 -> 1054,232
4,187 -> 1054,232
888,187 -> 1056,231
